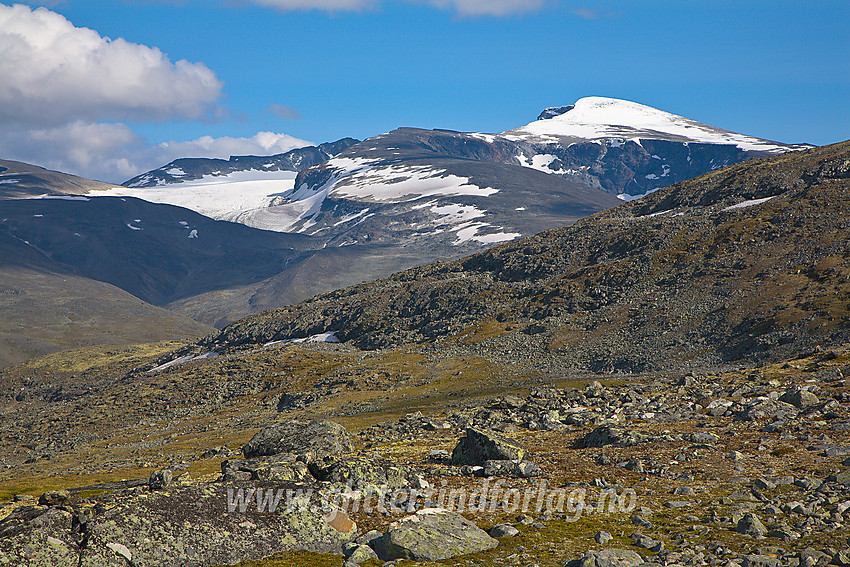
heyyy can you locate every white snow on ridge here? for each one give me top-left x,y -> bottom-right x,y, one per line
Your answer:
321,159 -> 498,202
723,196 -> 776,211
29,194 -> 91,201
452,222 -> 521,245
89,170 -> 300,230
503,97 -> 792,153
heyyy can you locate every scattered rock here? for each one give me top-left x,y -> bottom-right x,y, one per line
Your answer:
737,513 -> 768,537
38,490 -> 69,507
482,459 -> 541,478
779,386 -> 820,408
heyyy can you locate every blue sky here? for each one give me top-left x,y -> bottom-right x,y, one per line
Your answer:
0,0 -> 847,182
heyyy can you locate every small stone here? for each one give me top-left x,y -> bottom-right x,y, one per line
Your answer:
106,542 -> 133,562
595,530 -> 613,544
489,524 -> 520,537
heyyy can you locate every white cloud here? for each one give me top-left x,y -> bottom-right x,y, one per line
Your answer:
0,3 -> 224,127
0,5 -> 313,184
153,131 -> 312,161
0,124 -> 313,184
248,0 -> 544,15
426,0 -> 545,16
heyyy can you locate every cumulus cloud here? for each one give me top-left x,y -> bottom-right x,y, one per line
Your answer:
0,126 -> 313,183
248,0 -> 544,15
0,5 -> 314,184
0,3 -> 224,127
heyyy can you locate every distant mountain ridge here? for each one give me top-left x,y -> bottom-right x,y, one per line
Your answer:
172,141 -> 850,375
0,97 -> 815,364
122,138 -> 359,188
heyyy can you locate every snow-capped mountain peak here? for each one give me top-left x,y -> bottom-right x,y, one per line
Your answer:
505,96 -> 798,153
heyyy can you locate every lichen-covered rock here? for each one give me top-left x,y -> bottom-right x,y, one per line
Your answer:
77,483 -> 355,566
148,469 -> 173,490
578,548 -> 644,567
482,460 -> 541,478
451,428 -> 526,466
242,419 -> 353,460
222,454 -> 312,483
580,426 -> 649,448
371,508 -> 498,561
38,490 -> 69,507
736,399 -> 798,422
779,386 -> 820,408
737,512 -> 768,537
0,506 -> 79,566
311,455 -> 409,490
489,524 -> 519,537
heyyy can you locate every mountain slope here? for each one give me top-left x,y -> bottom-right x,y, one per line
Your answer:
0,196 -> 317,310
0,232 -> 214,368
0,159 -> 120,199
174,140 -> 850,373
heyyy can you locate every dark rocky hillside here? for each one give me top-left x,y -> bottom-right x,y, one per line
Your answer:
185,141 -> 850,373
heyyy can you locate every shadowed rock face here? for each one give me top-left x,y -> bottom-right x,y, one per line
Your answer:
451,428 -> 527,466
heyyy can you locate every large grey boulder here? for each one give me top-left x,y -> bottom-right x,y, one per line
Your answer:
242,419 -> 353,459
779,386 -> 820,408
580,426 -> 649,448
736,399 -> 798,422
451,428 -> 526,466
371,508 -> 498,561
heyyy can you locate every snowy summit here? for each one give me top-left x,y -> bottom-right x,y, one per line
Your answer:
503,96 -> 796,153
